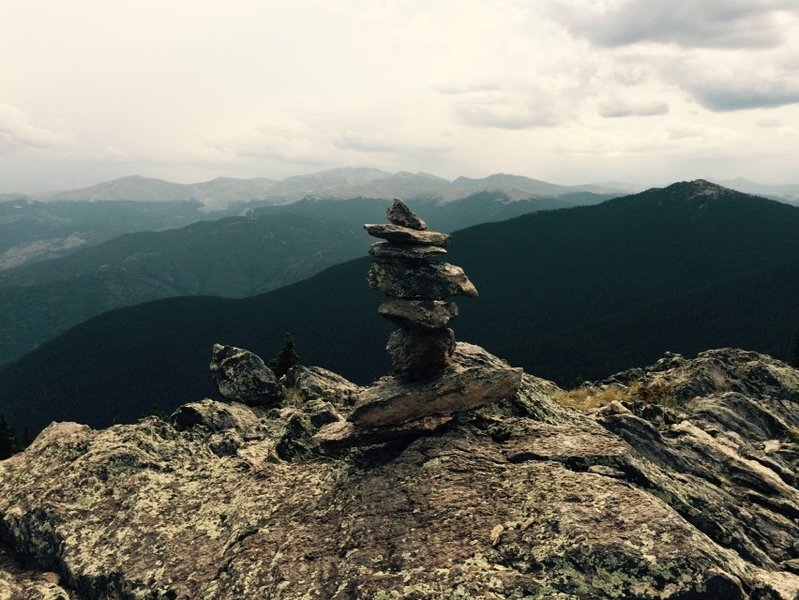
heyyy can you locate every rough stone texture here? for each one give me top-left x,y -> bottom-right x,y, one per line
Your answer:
363,223 -> 450,246
349,349 -> 523,427
169,398 -> 321,461
631,347 -> 799,406
281,364 -> 361,411
386,327 -> 456,379
386,198 -> 427,230
209,343 -> 283,406
368,241 -> 446,260
1,545 -> 75,600
378,298 -> 458,329
593,348 -> 799,581
367,260 -> 478,299
1,345 -> 799,599
315,415 -> 454,448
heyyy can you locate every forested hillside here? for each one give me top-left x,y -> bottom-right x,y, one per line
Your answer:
2,181 -> 797,435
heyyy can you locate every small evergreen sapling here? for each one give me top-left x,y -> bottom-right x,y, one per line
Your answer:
270,333 -> 300,379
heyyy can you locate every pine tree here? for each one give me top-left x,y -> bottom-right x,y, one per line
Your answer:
0,412 -> 20,460
270,333 -> 300,379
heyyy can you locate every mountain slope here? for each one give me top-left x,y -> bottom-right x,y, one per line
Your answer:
0,213 -> 366,364
0,199 -> 218,270
0,190 -> 602,366
717,176 -> 799,206
2,180 -> 799,435
247,191 -> 595,231
0,169 -> 625,271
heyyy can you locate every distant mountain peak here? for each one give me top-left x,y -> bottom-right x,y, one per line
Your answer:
663,179 -> 743,200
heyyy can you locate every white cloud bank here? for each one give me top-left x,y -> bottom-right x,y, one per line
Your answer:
1,0 -> 798,191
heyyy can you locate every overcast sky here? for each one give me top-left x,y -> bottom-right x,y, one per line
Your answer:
2,0 -> 798,192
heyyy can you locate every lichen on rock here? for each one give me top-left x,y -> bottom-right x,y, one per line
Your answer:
209,343 -> 284,406
2,198 -> 799,598
1,346 -> 799,598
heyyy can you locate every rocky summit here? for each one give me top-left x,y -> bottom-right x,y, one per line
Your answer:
1,345 -> 799,599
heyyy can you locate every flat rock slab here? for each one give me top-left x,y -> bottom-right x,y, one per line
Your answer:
314,414 -> 453,448
348,365 -> 523,428
369,242 -> 447,260
386,198 -> 427,230
364,224 -> 450,246
379,298 -> 458,329
367,260 -> 478,299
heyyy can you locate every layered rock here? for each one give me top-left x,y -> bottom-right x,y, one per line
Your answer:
350,200 -> 522,434
348,351 -> 523,429
2,346 -> 799,598
367,260 -> 477,300
589,348 -> 799,577
364,198 -> 477,380
378,298 -> 458,329
363,223 -> 449,246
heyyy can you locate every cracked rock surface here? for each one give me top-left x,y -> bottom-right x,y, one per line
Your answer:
1,345 -> 799,599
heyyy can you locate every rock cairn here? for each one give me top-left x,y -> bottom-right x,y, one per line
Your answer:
365,198 -> 478,380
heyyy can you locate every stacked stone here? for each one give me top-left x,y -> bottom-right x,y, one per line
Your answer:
365,198 -> 478,380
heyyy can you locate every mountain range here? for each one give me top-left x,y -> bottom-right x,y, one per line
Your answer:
2,180 -> 797,436
4,168 -> 797,275
7,168 -> 796,212
13,168 -> 639,210
0,168 -> 628,272
0,190 -> 614,366
714,177 -> 799,205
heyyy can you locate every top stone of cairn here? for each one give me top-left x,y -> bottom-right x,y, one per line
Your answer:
387,198 -> 427,231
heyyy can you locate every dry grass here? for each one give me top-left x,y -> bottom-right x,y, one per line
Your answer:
555,380 -> 678,411
554,385 -> 634,410
281,386 -> 305,407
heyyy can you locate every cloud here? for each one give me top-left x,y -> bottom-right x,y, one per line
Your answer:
439,85 -> 564,130
659,54 -> 799,111
453,102 -> 560,129
681,80 -> 799,111
206,119 -> 452,173
207,124 -> 332,166
0,104 -> 71,152
434,82 -> 504,95
551,0 -> 798,49
598,99 -> 669,117
333,135 -> 396,154
333,133 -> 450,157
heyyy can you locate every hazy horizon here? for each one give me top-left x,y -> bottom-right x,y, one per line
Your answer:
4,167 -> 799,199
2,1 -> 798,193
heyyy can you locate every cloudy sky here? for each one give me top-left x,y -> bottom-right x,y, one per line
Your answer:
2,0 -> 798,192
